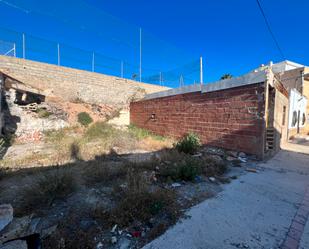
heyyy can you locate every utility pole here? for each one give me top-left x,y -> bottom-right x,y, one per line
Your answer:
22,33 -> 25,59
139,28 -> 142,82
92,52 -> 95,72
57,43 -> 60,66
200,56 -> 203,85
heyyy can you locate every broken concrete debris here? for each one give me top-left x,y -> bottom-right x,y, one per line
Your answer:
111,236 -> 117,244
111,224 -> 118,233
209,177 -> 216,183
1,239 -> 27,249
96,242 -> 104,249
245,168 -> 258,173
0,205 -> 58,249
171,182 -> 182,188
0,205 -> 13,232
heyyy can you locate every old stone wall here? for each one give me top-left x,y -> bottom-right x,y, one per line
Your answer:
0,56 -> 168,107
0,73 -> 3,135
130,83 -> 265,158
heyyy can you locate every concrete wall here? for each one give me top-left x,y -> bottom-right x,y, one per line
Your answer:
0,73 -> 3,134
0,56 -> 168,107
302,67 -> 309,134
273,89 -> 289,147
130,83 -> 266,158
278,67 -> 303,93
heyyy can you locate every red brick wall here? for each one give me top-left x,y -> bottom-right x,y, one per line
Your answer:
130,83 -> 266,158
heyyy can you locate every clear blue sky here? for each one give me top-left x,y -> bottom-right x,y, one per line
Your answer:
0,0 -> 308,87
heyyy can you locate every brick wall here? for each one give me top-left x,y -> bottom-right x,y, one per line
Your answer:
130,83 -> 266,157
0,56 -> 168,107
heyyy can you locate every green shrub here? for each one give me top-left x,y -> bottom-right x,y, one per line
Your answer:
77,112 -> 93,126
160,157 -> 201,182
84,122 -> 116,140
36,108 -> 51,118
177,158 -> 200,181
175,133 -> 201,154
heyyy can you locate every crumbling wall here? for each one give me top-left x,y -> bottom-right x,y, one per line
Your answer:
0,56 -> 168,107
130,83 -> 265,158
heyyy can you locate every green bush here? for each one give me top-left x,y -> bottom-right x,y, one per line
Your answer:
175,133 -> 201,154
177,158 -> 200,181
77,112 -> 93,126
160,157 -> 201,182
36,108 -> 51,118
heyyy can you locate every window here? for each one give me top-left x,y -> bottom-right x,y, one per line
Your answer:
282,106 -> 286,126
292,111 -> 298,127
302,113 -> 306,126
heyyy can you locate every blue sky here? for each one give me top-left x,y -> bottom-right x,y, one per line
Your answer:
0,0 -> 308,87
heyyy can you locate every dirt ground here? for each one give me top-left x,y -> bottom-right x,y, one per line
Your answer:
142,149 -> 309,249
0,123 -> 254,249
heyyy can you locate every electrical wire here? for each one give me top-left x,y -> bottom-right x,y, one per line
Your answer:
255,0 -> 285,59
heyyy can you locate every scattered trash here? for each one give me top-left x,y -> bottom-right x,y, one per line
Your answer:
192,153 -> 202,157
238,157 -> 247,163
131,231 -> 141,238
111,236 -> 117,244
126,233 -> 132,238
111,224 -> 118,233
238,152 -> 246,157
118,237 -> 131,249
209,177 -> 216,182
246,168 -> 258,173
226,156 -> 238,162
194,175 -> 203,183
217,176 -> 231,184
171,183 -> 182,188
96,242 -> 103,249
227,151 -> 238,158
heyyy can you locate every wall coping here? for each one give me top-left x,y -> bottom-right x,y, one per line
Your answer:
144,70 -> 267,100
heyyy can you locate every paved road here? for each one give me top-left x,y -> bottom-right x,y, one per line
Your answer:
143,150 -> 309,249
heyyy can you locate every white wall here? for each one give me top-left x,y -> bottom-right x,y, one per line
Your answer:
288,89 -> 307,129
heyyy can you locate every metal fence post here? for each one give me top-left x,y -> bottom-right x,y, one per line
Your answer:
22,33 -> 25,59
57,43 -> 60,66
92,52 -> 95,72
13,43 -> 16,57
121,61 -> 124,78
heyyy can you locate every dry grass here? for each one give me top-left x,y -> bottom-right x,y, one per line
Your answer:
16,167 -> 77,216
107,188 -> 177,227
0,153 -> 53,168
83,160 -> 126,186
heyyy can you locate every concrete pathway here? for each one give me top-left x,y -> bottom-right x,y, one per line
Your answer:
143,150 -> 309,249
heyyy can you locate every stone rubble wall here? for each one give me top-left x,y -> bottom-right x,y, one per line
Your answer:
0,56 -> 168,107
0,73 -> 3,135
